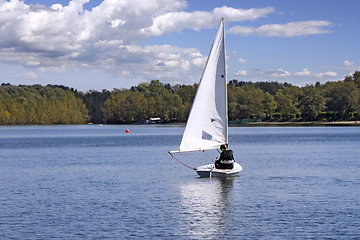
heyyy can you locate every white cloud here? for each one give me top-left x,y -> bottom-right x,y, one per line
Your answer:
238,58 -> 247,64
264,68 -> 290,78
344,60 -> 354,66
140,6 -> 275,36
139,11 -> 212,36
132,44 -> 207,81
110,19 -> 126,28
235,70 -> 248,76
228,20 -> 332,37
0,0 -> 336,87
0,0 -> 192,71
121,70 -> 130,76
228,26 -> 255,36
314,71 -> 338,78
0,0 -> 276,84
213,6 -> 274,22
294,68 -> 311,77
0,0 -> 187,52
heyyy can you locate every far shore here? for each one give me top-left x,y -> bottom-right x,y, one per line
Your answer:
1,121 -> 359,127
230,121 -> 360,127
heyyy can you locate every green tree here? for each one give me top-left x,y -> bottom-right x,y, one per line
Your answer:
275,86 -> 302,121
228,85 -> 266,119
82,89 -> 110,124
324,81 -> 360,120
263,92 -> 277,120
344,71 -> 360,88
298,85 -> 326,121
0,84 -> 89,125
173,83 -> 197,121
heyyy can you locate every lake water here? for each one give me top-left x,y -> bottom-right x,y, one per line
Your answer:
0,125 -> 359,239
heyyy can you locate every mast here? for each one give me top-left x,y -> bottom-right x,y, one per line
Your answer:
222,18 -> 228,145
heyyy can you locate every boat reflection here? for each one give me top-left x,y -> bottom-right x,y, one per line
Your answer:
179,177 -> 236,238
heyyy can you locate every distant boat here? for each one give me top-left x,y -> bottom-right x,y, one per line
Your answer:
169,19 -> 243,177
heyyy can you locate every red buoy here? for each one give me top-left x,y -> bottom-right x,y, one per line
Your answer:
125,129 -> 130,133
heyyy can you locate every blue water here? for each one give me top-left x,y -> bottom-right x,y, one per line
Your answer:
0,125 -> 359,239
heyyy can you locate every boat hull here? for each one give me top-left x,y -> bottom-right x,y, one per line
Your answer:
196,162 -> 243,178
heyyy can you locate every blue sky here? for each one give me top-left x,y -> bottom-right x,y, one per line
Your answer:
0,0 -> 359,91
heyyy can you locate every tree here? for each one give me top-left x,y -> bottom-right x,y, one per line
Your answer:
173,83 -> 197,121
324,81 -> 360,120
275,86 -> 302,121
2,71 -> 360,125
344,71 -> 360,88
263,92 -> 277,120
82,89 -> 110,124
228,85 -> 266,119
0,84 -> 89,125
298,85 -> 326,121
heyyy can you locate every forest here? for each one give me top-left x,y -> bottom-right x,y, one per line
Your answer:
0,71 -> 359,125
0,84 -> 89,125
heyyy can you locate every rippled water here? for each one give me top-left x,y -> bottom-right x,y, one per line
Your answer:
0,125 -> 359,239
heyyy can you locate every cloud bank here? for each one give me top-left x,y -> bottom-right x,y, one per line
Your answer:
228,21 -> 332,37
0,0 -> 334,85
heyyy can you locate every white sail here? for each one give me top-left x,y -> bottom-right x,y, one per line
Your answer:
176,19 -> 227,153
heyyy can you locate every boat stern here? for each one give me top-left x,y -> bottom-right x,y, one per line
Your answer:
195,162 -> 243,177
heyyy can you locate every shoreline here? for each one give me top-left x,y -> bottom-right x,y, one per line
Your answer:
230,121 -> 360,127
1,121 -> 359,127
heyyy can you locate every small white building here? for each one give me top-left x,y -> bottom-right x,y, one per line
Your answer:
146,117 -> 162,124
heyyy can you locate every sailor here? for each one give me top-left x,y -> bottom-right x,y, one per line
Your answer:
215,144 -> 234,169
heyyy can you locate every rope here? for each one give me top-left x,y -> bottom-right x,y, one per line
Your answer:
203,151 -> 215,163
169,150 -> 217,171
203,151 -> 216,178
169,152 -> 197,170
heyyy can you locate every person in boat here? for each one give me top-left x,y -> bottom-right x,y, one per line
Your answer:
215,144 -> 234,169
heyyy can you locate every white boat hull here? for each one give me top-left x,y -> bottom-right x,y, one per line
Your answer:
196,162 -> 243,178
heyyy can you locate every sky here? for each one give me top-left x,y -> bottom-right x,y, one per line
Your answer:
0,0 -> 359,92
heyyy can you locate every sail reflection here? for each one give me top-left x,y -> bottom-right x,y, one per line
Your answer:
179,177 -> 236,238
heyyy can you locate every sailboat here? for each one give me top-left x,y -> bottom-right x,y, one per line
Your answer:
169,19 -> 243,177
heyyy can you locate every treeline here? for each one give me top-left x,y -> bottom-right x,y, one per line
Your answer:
96,71 -> 360,123
0,84 -> 89,125
227,75 -> 360,122
1,71 -> 359,125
